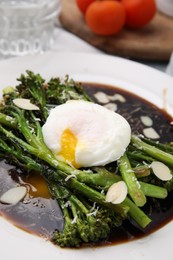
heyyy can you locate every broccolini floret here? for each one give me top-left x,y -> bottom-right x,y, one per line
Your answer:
51,184 -> 118,247
46,76 -> 92,105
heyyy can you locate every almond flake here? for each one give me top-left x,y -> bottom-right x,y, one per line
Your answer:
106,181 -> 127,204
0,186 -> 27,205
13,98 -> 40,110
140,116 -> 153,127
108,94 -> 126,103
150,161 -> 172,181
143,127 -> 160,139
93,92 -> 109,104
104,103 -> 117,112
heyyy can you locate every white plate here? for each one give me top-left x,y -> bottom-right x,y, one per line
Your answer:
0,52 -> 173,260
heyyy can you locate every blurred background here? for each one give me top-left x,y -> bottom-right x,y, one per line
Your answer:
0,0 -> 172,75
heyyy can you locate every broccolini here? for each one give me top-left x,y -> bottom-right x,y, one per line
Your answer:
0,71 -> 172,248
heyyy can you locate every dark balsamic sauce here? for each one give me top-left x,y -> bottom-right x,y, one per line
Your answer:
0,83 -> 173,247
0,162 -> 64,238
83,83 -> 173,143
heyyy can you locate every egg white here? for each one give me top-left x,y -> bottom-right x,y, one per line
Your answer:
42,100 -> 131,168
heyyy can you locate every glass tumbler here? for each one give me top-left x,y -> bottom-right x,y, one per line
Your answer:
0,0 -> 61,59
156,0 -> 173,17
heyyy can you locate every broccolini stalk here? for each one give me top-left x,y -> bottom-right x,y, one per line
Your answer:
127,150 -> 154,164
122,197 -> 151,228
118,153 -> 147,207
11,109 -> 51,153
141,137 -> 173,155
67,173 -> 128,217
131,135 -> 173,167
0,113 -> 17,128
0,137 -> 41,172
40,165 -> 154,228
75,167 -> 167,199
139,182 -> 167,199
77,166 -> 121,188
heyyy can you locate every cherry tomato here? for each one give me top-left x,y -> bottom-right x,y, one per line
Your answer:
122,0 -> 157,29
85,1 -> 126,36
76,0 -> 96,14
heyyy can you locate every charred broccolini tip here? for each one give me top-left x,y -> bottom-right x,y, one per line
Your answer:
2,70 -> 48,122
46,75 -> 92,105
2,71 -> 92,123
51,184 -> 118,247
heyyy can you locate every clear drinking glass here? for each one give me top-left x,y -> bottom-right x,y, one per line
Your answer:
0,0 -> 61,59
156,0 -> 173,17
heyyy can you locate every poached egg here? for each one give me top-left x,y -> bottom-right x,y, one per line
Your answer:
42,100 -> 131,168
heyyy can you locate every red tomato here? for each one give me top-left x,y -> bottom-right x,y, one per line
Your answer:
85,1 -> 126,36
122,0 -> 157,29
76,0 -> 96,14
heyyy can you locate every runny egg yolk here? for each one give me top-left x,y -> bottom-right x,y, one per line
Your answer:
42,101 -> 131,168
59,129 -> 79,168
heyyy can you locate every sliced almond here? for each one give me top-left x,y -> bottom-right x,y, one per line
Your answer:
150,161 -> 172,181
13,98 -> 40,110
104,103 -> 117,112
140,116 -> 153,127
143,127 -> 160,139
106,181 -> 127,204
108,94 -> 126,103
0,186 -> 27,205
93,92 -> 109,104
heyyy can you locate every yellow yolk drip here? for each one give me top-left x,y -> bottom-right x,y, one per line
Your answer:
59,129 -> 79,168
21,174 -> 51,199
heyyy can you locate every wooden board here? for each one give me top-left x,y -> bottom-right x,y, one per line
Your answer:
60,0 -> 173,61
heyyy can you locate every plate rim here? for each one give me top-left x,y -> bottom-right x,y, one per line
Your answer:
0,51 -> 173,260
